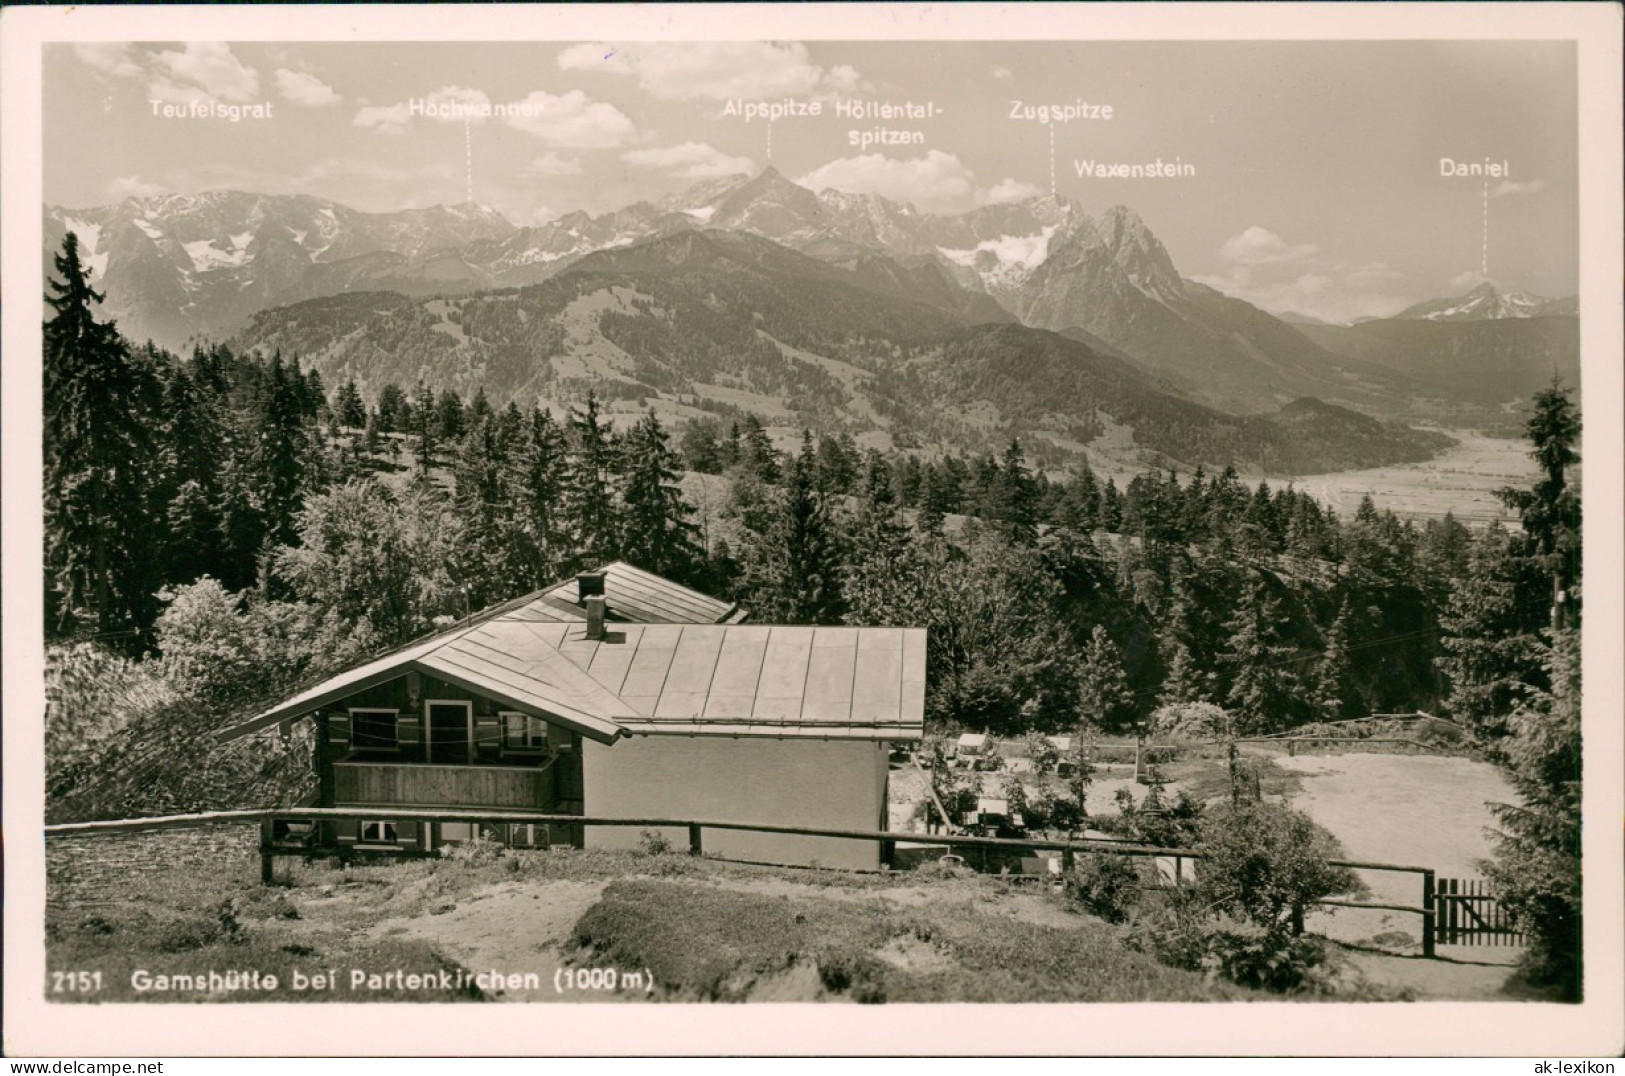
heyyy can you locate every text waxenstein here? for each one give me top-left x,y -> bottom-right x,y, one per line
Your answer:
1075,158 -> 1197,179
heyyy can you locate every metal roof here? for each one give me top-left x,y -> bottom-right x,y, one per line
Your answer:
536,561 -> 745,625
217,568 -> 921,745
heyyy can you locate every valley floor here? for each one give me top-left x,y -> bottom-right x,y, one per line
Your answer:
1275,429 -> 1537,524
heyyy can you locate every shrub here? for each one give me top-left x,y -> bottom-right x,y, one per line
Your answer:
1125,888 -> 1215,971
1200,922 -> 1331,992
1068,853 -> 1144,924
440,833 -> 504,865
1195,803 -> 1356,932
815,947 -> 888,1003
637,829 -> 675,856
1152,701 -> 1230,740
1104,787 -> 1205,848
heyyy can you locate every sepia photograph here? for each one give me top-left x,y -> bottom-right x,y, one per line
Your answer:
3,1 -> 1621,1059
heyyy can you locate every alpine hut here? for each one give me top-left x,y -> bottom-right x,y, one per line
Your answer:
218,562 -> 926,870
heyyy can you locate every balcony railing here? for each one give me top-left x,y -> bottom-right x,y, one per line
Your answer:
333,758 -> 557,809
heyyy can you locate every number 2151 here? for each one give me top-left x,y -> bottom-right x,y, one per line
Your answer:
51,970 -> 103,993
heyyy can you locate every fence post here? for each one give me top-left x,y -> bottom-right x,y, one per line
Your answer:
688,823 -> 703,856
1422,870 -> 1436,959
259,817 -> 275,885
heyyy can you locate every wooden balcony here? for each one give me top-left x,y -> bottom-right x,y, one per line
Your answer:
334,759 -> 556,809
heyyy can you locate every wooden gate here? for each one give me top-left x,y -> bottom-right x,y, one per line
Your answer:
1434,877 -> 1523,946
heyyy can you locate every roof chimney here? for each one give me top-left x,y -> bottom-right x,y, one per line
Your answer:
577,570 -> 606,601
585,595 -> 607,641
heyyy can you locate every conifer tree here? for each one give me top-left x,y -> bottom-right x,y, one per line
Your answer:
561,393 -> 620,568
1311,597 -> 1358,721
1222,575 -> 1301,734
735,415 -> 780,484
994,439 -> 1041,544
844,449 -> 918,625
44,232 -> 162,644
155,362 -> 228,586
1498,378 -> 1581,628
507,406 -> 571,587
1077,624 -> 1136,731
252,352 -> 314,548
451,417 -> 513,607
616,412 -> 701,583
375,382 -> 408,434
738,431 -> 844,624
410,381 -> 439,475
335,378 -> 367,428
436,388 -> 466,443
1482,626 -> 1582,997
1438,524 -> 1543,751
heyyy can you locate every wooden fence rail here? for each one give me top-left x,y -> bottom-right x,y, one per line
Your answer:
45,807 -> 1441,959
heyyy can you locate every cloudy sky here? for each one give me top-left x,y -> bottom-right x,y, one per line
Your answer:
45,39 -> 1576,321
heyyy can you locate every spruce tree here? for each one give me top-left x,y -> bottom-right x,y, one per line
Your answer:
1498,378 -> 1581,628
1438,524 -> 1543,751
1077,624 -> 1136,731
616,412 -> 701,582
155,361 -> 229,586
410,381 -> 439,475
252,352 -> 314,549
1221,575 -> 1301,734
844,449 -> 918,625
43,232 -> 162,644
1311,597 -> 1358,721
451,418 -> 513,608
335,378 -> 367,428
738,431 -> 844,624
561,393 -> 620,568
436,387 -> 466,443
507,406 -> 571,587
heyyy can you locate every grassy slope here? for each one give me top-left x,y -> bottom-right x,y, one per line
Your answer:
573,876 -> 1248,1003
47,833 -> 1247,1004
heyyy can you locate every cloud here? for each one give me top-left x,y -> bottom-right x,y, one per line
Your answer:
523,152 -> 582,178
353,102 -> 412,134
559,40 -> 858,101
798,150 -> 982,214
501,90 -> 637,148
73,43 -> 142,78
353,87 -> 635,147
622,142 -> 756,179
1217,225 -> 1320,266
992,66 -> 1014,81
1195,231 -> 1413,323
1492,178 -> 1545,197
150,42 -> 260,104
981,177 -> 1042,205
106,175 -> 167,199
274,68 -> 341,108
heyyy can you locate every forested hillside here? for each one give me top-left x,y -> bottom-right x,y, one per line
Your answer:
231,230 -> 1450,476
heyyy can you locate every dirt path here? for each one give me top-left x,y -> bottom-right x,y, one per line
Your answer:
1275,751 -> 1522,993
361,880 -> 616,1002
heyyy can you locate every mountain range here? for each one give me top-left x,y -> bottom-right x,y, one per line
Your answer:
44,168 -> 1578,464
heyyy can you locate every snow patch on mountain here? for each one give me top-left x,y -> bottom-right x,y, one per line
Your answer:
185,239 -> 251,271
936,225 -> 1057,288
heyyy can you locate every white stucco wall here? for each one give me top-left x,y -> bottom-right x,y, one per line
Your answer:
581,735 -> 889,870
